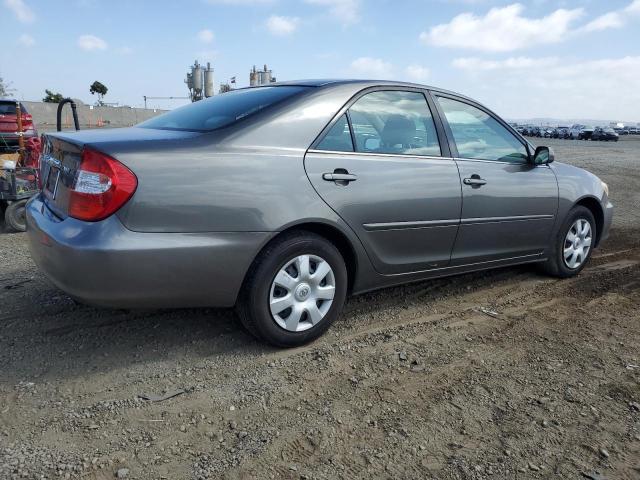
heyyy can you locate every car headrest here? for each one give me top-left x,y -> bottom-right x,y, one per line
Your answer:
381,114 -> 415,148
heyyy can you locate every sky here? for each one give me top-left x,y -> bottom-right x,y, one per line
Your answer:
1,0 -> 640,121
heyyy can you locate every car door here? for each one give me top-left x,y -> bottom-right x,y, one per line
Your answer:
432,94 -> 558,266
304,88 -> 462,275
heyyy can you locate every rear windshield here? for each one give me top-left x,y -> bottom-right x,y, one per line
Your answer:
138,86 -> 310,132
0,102 -> 27,115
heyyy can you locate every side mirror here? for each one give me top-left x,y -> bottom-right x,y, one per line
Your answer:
532,146 -> 555,165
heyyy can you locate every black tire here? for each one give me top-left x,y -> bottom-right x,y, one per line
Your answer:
4,199 -> 28,232
236,231 -> 348,347
542,206 -> 596,278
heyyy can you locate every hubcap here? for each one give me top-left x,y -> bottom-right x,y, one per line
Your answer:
269,254 -> 336,332
563,218 -> 592,269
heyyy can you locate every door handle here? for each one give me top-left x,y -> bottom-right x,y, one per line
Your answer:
322,170 -> 357,183
463,175 -> 487,187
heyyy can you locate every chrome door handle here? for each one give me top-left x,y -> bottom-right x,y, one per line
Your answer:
463,176 -> 487,186
322,172 -> 357,182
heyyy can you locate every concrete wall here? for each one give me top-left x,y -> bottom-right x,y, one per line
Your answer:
23,101 -> 167,132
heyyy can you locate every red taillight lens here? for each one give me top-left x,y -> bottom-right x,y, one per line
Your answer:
68,148 -> 137,221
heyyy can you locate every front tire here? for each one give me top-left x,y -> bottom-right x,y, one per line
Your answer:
542,206 -> 596,278
236,231 -> 348,347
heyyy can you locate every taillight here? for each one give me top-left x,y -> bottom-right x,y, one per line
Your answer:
68,148 -> 137,221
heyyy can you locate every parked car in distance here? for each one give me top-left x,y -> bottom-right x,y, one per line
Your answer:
542,127 -> 555,138
556,127 -> 570,139
0,99 -> 38,148
26,80 -> 613,347
569,124 -> 594,140
629,127 -> 639,135
568,124 -> 583,140
580,126 -> 595,140
592,127 -> 619,141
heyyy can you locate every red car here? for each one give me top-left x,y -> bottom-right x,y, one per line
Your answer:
0,99 -> 38,148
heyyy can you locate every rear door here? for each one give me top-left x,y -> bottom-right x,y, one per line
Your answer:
304,88 -> 462,275
432,94 -> 558,266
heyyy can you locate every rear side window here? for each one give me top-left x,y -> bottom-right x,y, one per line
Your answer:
437,97 -> 528,163
316,114 -> 353,152
138,86 -> 310,132
349,91 -> 441,156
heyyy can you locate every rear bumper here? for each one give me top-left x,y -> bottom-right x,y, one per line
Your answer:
26,195 -> 271,308
0,132 -> 37,146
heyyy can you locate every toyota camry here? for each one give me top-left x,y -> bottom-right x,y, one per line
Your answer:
27,80 -> 613,347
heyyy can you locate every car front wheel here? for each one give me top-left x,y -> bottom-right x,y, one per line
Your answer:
542,206 -> 596,278
236,231 -> 348,347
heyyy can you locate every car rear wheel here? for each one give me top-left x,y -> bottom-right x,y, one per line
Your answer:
236,231 -> 348,347
4,199 -> 28,232
542,206 -> 596,278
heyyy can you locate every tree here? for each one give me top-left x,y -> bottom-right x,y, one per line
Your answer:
43,89 -> 64,103
89,81 -> 108,105
0,76 -> 14,97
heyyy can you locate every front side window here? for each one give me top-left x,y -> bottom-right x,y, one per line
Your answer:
316,114 -> 353,152
347,91 -> 441,156
437,97 -> 528,163
138,86 -> 310,132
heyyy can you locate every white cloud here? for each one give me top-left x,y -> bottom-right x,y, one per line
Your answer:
118,46 -> 133,55
18,33 -> 35,47
405,64 -> 430,82
265,15 -> 300,36
450,55 -> 640,120
625,0 -> 640,14
580,0 -> 640,33
420,4 -> 584,52
305,0 -> 360,25
349,57 -> 393,78
77,34 -> 108,51
4,0 -> 35,23
582,12 -> 624,32
452,56 -> 560,71
197,29 -> 215,43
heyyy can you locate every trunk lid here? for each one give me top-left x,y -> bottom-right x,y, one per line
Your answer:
40,127 -> 201,219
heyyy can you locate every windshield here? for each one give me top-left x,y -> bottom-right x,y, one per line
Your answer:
138,86 -> 310,132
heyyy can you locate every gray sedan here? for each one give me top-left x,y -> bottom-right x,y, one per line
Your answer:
26,80 -> 613,347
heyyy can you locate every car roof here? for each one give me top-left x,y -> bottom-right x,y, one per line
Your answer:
266,79 -> 475,102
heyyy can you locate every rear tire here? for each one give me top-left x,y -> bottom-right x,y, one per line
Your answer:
542,206 -> 596,278
4,199 -> 28,232
236,231 -> 348,347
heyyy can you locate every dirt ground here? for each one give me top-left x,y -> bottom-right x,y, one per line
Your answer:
1,137 -> 639,480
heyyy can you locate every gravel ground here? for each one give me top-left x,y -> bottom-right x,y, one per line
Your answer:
1,137 -> 639,479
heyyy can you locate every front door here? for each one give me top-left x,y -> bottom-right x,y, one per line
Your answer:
305,89 -> 462,275
434,95 -> 558,266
